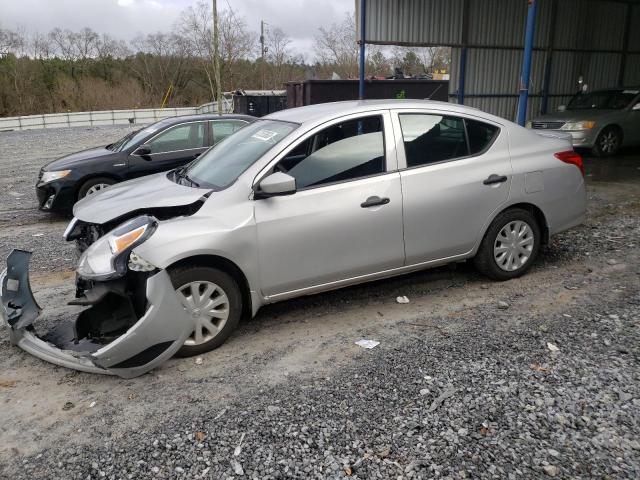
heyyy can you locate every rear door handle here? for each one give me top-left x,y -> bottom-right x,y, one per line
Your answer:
361,196 -> 390,208
483,174 -> 508,185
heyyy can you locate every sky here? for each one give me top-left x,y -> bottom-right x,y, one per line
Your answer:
0,0 -> 355,58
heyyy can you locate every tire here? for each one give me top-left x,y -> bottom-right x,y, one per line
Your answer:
77,177 -> 115,200
592,126 -> 622,157
474,208 -> 541,281
168,266 -> 242,357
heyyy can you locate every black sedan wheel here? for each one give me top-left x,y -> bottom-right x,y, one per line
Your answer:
77,177 -> 115,200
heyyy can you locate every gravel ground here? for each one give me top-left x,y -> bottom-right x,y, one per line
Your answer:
0,127 -> 639,479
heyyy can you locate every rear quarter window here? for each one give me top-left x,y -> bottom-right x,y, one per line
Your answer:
465,119 -> 499,155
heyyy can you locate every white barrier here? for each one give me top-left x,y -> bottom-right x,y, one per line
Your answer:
0,99 -> 233,131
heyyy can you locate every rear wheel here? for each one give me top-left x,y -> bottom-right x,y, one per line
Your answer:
592,126 -> 622,157
169,266 -> 242,357
474,208 -> 541,281
77,177 -> 115,200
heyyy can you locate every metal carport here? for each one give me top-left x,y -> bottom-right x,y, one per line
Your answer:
356,0 -> 640,124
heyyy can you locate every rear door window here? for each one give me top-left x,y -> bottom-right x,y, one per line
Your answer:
399,114 -> 499,167
210,120 -> 249,145
399,114 -> 468,167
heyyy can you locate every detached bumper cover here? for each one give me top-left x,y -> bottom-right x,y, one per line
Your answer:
1,250 -> 192,378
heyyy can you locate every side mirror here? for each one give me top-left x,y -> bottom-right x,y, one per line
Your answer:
557,105 -> 566,112
255,172 -> 296,199
133,145 -> 151,156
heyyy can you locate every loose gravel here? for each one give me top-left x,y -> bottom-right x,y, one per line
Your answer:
0,127 -> 638,479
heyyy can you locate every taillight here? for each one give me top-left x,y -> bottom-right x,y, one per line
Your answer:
554,150 -> 584,176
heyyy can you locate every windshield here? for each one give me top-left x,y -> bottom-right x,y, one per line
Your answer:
184,119 -> 299,189
567,90 -> 637,110
107,122 -> 166,152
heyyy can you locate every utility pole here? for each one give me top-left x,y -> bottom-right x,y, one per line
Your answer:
260,20 -> 268,90
213,0 -> 222,114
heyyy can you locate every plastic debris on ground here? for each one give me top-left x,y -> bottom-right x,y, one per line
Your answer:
355,339 -> 380,349
396,296 -> 410,304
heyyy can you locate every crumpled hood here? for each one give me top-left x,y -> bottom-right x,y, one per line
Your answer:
45,146 -> 114,170
73,171 -> 211,224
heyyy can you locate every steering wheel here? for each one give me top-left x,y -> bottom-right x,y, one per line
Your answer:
274,163 -> 287,173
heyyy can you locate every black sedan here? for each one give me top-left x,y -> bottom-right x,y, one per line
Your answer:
37,114 -> 254,213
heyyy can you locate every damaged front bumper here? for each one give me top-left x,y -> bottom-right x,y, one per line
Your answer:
1,250 -> 192,378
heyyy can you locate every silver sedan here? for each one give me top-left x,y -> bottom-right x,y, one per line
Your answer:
1,100 -> 587,377
528,88 -> 640,156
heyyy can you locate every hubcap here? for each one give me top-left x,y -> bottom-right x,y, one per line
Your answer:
493,220 -> 534,272
600,131 -> 618,153
85,183 -> 110,196
175,281 -> 229,346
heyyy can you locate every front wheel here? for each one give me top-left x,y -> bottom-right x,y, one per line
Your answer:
474,209 -> 541,281
169,266 -> 242,357
77,177 -> 115,200
592,126 -> 622,157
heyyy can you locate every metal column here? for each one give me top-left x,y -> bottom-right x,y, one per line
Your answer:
457,0 -> 470,105
358,0 -> 367,100
517,0 -> 537,126
618,3 -> 633,86
541,0 -> 557,115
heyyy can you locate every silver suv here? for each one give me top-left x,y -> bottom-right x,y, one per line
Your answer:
2,100 -> 587,377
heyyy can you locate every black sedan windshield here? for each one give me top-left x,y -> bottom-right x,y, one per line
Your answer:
185,119 -> 298,189
567,90 -> 637,110
108,122 -> 166,152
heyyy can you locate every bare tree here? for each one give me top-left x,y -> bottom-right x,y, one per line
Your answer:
266,27 -> 294,89
313,14 -> 358,78
30,32 -> 54,59
179,1 -> 217,99
218,9 -> 255,89
313,14 -> 382,79
128,32 -> 192,105
0,26 -> 24,57
96,33 -> 130,59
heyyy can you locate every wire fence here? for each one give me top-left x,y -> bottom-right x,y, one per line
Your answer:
0,99 -> 234,132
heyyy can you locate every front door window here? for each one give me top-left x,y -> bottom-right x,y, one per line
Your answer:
147,122 -> 205,154
274,116 -> 385,189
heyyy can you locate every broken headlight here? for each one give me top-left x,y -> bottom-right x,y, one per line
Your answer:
77,215 -> 158,280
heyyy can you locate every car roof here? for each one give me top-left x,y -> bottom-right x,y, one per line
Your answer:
264,99 -> 507,127
155,113 -> 255,126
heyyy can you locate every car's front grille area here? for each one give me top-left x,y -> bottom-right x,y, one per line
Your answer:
532,121 -> 565,130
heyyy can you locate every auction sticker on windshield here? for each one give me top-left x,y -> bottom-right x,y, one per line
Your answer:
252,129 -> 279,142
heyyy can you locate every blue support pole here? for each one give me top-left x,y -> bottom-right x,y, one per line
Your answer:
358,0 -> 366,100
517,0 -> 537,125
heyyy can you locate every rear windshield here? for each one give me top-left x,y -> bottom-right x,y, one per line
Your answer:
567,90 -> 637,110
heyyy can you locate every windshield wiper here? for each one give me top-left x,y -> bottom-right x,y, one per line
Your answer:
173,167 -> 200,187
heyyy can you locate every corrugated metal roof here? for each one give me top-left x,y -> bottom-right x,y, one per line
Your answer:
628,6 -> 640,51
359,0 -> 640,120
623,54 -> 640,84
359,0 -> 464,46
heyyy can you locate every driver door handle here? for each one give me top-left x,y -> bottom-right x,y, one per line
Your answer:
483,174 -> 508,185
361,196 -> 390,208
